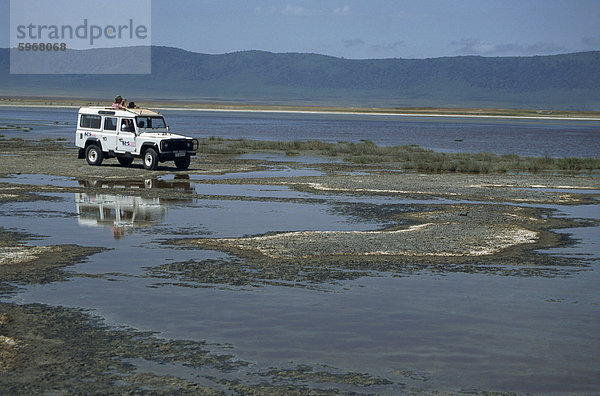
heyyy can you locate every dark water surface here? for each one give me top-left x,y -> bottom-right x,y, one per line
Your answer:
1,170 -> 599,393
1,106 -> 600,392
1,106 -> 599,157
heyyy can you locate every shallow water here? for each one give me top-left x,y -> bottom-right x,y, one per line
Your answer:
540,203 -> 600,260
1,170 -> 599,393
237,152 -> 342,163
2,106 -> 600,157
188,166 -> 324,180
0,173 -> 80,188
12,271 -> 600,393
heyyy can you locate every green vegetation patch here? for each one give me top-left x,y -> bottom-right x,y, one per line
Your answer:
198,138 -> 600,173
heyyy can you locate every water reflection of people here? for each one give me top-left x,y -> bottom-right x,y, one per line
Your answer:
111,225 -> 127,240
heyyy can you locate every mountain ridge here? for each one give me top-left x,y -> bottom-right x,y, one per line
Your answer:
1,46 -> 599,110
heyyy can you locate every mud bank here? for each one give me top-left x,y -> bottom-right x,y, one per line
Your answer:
0,229 -> 395,393
1,137 -> 599,393
0,228 -> 104,296
159,203 -> 590,290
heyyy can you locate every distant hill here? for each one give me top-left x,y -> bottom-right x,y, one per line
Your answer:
1,46 -> 599,110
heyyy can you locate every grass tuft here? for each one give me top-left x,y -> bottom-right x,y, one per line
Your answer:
195,138 -> 600,174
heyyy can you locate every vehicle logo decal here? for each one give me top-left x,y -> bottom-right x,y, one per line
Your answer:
118,138 -> 136,147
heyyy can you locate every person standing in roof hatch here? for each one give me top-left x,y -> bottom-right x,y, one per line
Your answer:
112,96 -> 125,110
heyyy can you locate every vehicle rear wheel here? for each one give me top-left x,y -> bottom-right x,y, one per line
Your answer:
143,148 -> 159,170
174,155 -> 191,170
117,156 -> 134,166
85,144 -> 103,166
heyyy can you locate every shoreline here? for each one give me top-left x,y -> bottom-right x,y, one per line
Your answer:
152,107 -> 600,121
1,101 -> 600,122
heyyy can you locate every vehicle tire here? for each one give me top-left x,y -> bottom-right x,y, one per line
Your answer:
117,156 -> 134,166
85,144 -> 103,166
143,148 -> 159,170
174,155 -> 191,170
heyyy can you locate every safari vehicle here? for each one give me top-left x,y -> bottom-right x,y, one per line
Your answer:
75,107 -> 198,170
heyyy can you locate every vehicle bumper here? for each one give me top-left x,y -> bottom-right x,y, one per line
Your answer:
159,151 -> 196,161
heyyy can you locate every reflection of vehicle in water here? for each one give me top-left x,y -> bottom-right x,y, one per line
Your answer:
77,176 -> 194,195
75,177 -> 193,239
75,193 -> 167,239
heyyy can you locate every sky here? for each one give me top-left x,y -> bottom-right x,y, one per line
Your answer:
2,0 -> 600,59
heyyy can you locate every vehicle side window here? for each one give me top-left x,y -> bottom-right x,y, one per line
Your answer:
80,114 -> 101,129
120,118 -> 134,133
104,117 -> 117,131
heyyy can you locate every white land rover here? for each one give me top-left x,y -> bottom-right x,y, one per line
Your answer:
75,107 -> 198,170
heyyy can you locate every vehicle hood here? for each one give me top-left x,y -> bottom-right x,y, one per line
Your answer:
138,132 -> 189,140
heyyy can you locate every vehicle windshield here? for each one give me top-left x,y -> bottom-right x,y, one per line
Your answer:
136,116 -> 167,129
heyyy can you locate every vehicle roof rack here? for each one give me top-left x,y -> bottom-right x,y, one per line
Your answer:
125,108 -> 161,116
84,106 -> 161,116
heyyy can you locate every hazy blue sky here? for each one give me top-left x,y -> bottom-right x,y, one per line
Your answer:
3,0 -> 600,59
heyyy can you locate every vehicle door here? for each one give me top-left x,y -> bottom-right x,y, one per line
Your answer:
102,116 -> 118,150
116,117 -> 137,153
78,114 -> 102,147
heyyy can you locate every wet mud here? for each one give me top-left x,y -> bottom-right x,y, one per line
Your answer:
0,228 -> 104,297
157,204 -> 591,290
1,137 -> 599,393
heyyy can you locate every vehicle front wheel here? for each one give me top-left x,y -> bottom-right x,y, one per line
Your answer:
174,155 -> 191,170
117,156 -> 134,166
85,144 -> 103,166
143,148 -> 159,170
